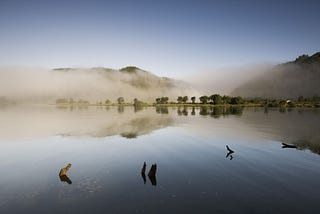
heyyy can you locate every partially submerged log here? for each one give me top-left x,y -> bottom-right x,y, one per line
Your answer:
148,164 -> 157,177
59,163 -> 72,184
226,145 -> 234,153
141,162 -> 146,174
282,143 -> 297,149
59,163 -> 72,176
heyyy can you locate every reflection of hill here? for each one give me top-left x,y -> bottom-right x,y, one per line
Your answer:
239,108 -> 320,155
0,106 -> 175,140
94,115 -> 174,138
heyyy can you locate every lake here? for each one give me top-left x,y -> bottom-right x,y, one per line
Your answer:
0,106 -> 319,214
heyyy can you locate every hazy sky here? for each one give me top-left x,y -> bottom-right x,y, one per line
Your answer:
0,0 -> 319,77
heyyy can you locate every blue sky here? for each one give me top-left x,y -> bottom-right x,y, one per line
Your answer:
0,0 -> 319,77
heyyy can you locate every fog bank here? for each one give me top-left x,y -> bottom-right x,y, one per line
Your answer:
0,67 -> 199,104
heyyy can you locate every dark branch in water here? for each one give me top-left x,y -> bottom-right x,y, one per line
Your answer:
59,163 -> 72,184
282,143 -> 297,149
141,161 -> 146,174
226,145 -> 234,153
226,145 -> 235,160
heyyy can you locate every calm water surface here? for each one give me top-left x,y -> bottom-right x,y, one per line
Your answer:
0,106 -> 319,214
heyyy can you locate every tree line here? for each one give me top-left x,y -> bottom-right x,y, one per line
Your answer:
56,94 -> 320,108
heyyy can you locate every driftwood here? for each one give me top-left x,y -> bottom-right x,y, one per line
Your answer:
282,143 -> 297,149
141,162 -> 146,174
226,145 -> 234,160
141,162 -> 157,186
148,164 -> 157,177
59,163 -> 72,184
141,162 -> 147,184
59,174 -> 72,184
226,145 -> 234,153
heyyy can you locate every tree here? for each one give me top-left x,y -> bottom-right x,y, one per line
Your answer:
177,96 -> 183,103
191,96 -> 196,104
105,99 -> 111,104
133,98 -> 144,106
222,95 -> 232,104
160,97 -> 169,104
155,98 -> 161,104
117,97 -> 125,104
199,96 -> 209,104
230,96 -> 244,104
210,94 -> 222,105
182,96 -> 188,103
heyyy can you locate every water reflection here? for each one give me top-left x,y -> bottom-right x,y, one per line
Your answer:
191,107 -> 195,115
0,106 -> 319,156
177,107 -> 188,116
199,106 -> 244,117
148,164 -> 157,186
59,174 -> 72,184
117,105 -> 124,113
141,162 -> 147,184
155,106 -> 169,114
141,162 -> 157,186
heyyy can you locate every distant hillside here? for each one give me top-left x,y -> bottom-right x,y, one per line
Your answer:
232,52 -> 320,99
53,66 -> 177,90
0,66 -> 197,104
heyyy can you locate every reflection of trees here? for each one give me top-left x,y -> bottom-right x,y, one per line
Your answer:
210,107 -> 223,118
199,107 -> 209,116
191,107 -> 195,115
94,113 -> 174,139
121,132 -> 137,138
156,107 -> 169,114
134,105 -> 143,113
199,107 -> 244,117
279,107 -> 286,113
224,107 -> 243,116
177,107 -> 188,116
241,108 -> 320,156
117,105 -> 124,113
292,139 -> 320,155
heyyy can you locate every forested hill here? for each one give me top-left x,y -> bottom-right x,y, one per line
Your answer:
232,52 -> 320,99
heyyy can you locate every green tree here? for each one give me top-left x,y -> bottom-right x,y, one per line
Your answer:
160,97 -> 169,104
117,97 -> 125,104
199,96 -> 209,104
230,96 -> 244,104
210,94 -> 222,105
182,96 -> 188,103
177,96 -> 183,103
191,96 -> 196,104
222,95 -> 232,104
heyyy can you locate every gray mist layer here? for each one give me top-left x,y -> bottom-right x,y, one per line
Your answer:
0,67 -> 199,104
232,53 -> 320,98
